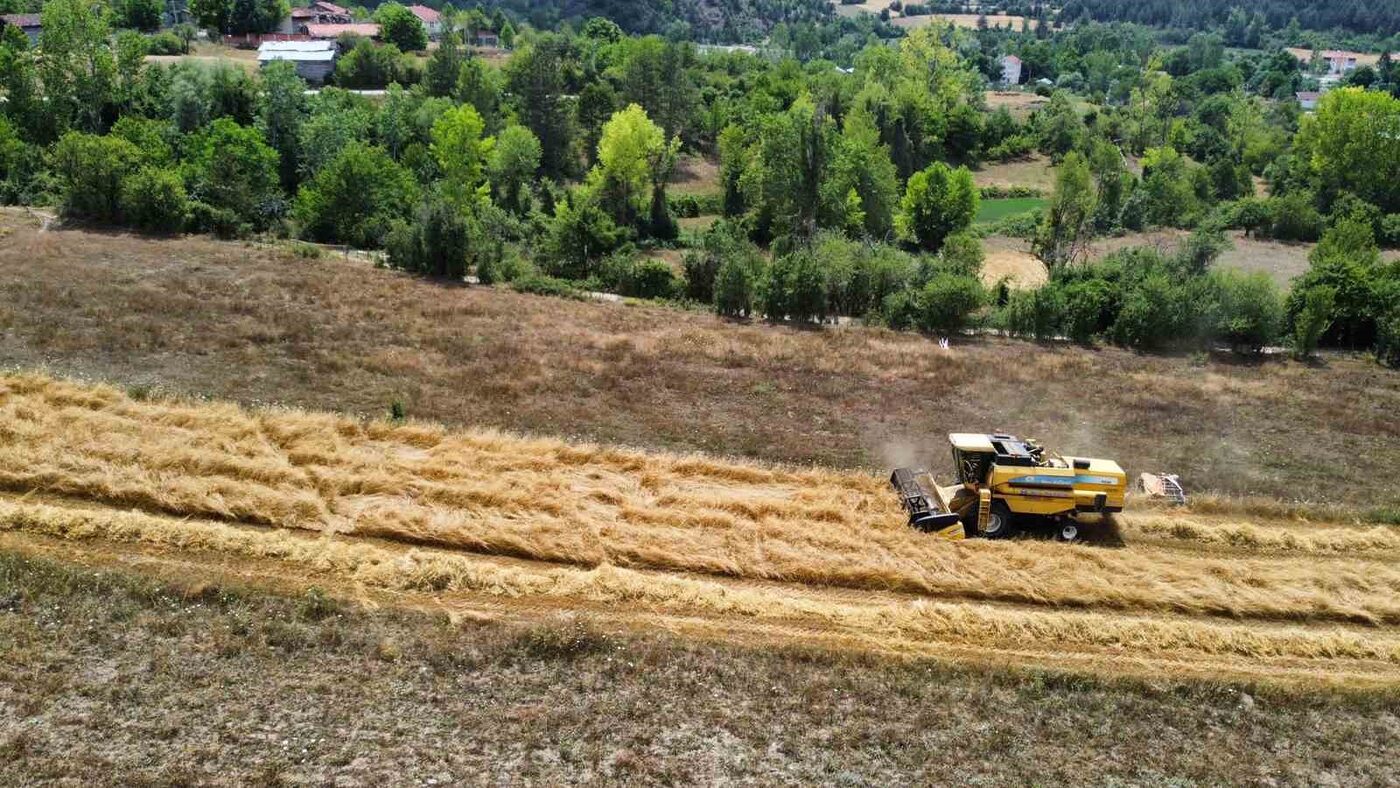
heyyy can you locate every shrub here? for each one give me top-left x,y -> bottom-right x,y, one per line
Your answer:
714,256 -> 759,317
915,274 -> 986,334
510,273 -> 585,299
1291,285 -> 1335,360
384,194 -> 470,279
121,167 -> 188,234
1379,214 -> 1400,248
476,251 -> 533,285
682,219 -> 755,303
1060,278 -> 1113,343
1268,192 -> 1323,242
145,31 -> 185,55
1207,269 -> 1284,353
1110,272 -> 1198,349
50,132 -> 141,224
1002,286 -> 1062,340
763,248 -> 828,323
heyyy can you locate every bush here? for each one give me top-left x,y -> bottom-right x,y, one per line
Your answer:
1002,286 -> 1062,340
384,195 -> 471,279
763,248 -> 828,323
186,200 -> 242,238
595,253 -> 677,299
1291,285 -> 1335,360
1268,192 -> 1323,242
1207,269 -> 1284,353
510,273 -> 585,299
1380,214 -> 1400,248
477,252 -> 533,285
121,167 -> 188,234
145,31 -> 185,55
1110,272 -> 1198,349
915,274 -> 986,334
714,256 -> 759,317
50,132 -> 142,224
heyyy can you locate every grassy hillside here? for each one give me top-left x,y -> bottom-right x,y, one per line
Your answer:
0,214 -> 1395,511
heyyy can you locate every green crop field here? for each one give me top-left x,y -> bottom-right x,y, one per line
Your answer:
976,197 -> 1047,224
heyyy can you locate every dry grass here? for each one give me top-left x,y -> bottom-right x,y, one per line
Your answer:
0,213 -> 1397,512
985,91 -> 1051,119
4,551 -> 1395,784
4,373 -> 1400,633
1089,229 -> 1400,290
668,154 -> 722,197
893,13 -> 1035,30
972,154 -> 1057,190
981,236 -> 1049,289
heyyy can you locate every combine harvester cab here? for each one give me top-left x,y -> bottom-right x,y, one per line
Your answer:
893,433 -> 1127,542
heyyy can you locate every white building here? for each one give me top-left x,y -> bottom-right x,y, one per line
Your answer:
258,40 -> 339,85
407,5 -> 442,40
1000,54 -> 1023,86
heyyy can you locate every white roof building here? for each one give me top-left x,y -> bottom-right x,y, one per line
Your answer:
257,40 -> 339,85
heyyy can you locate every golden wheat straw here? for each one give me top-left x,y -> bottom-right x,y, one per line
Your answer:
3,373 -> 1399,626
2,496 -> 1397,670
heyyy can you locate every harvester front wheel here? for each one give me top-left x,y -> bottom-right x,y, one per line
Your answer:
981,501 -> 1016,539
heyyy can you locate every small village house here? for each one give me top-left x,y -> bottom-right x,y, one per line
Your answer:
407,5 -> 442,40
257,39 -> 339,85
999,54 -> 1023,86
0,13 -> 41,45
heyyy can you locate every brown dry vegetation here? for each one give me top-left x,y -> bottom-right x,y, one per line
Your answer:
2,374 -> 1399,691
0,214 -> 1396,510
972,153 -> 1057,190
5,550 -> 1396,785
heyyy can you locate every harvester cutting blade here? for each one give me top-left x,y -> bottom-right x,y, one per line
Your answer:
890,467 -> 963,534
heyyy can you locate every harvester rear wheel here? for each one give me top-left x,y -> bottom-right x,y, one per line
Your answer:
981,501 -> 1015,539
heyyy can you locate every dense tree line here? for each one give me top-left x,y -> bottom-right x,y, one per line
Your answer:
2,0 -> 1399,364
1059,0 -> 1400,37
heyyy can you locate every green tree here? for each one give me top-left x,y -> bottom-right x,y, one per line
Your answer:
335,40 -> 414,89
1286,218 -> 1383,347
505,34 -> 576,178
896,162 -> 978,252
488,124 -> 541,215
50,131 -> 141,223
824,108 -> 899,239
121,166 -> 189,233
916,273 -> 986,334
40,0 -> 117,133
114,0 -> 162,31
183,117 -> 281,229
590,104 -> 677,231
714,255 -> 760,318
294,142 -> 419,248
763,247 -> 829,323
424,33 -> 464,97
1296,88 -> 1400,213
385,191 -> 472,279
1291,285 -> 1334,360
1033,151 -> 1097,268
541,193 -> 623,279
743,95 -> 833,240
257,60 -> 307,190
1208,269 -> 1283,353
619,36 -> 698,142
375,3 -> 428,52
430,103 -> 492,203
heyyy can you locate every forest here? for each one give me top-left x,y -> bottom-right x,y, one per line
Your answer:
2,0 -> 1399,364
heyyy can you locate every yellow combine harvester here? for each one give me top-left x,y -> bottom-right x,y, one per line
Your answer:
890,433 -> 1127,542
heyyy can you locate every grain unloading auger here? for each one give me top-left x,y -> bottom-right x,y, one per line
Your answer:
891,433 -> 1127,542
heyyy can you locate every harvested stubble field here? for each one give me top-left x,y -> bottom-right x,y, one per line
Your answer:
3,373 -> 1399,692
1,212 -> 1397,514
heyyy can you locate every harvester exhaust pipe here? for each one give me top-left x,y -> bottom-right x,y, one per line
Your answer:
890,467 -> 963,533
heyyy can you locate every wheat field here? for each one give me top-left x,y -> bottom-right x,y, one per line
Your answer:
2,372 -> 1398,685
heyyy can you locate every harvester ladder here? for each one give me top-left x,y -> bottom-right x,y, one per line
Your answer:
976,489 -> 991,535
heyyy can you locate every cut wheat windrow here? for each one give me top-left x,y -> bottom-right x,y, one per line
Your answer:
0,369 -> 1394,685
